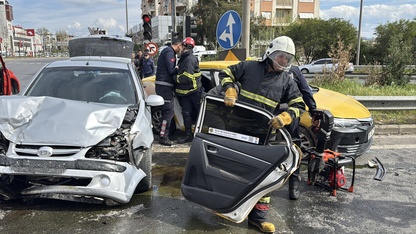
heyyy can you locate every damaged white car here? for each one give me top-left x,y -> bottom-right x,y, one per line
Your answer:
0,35 -> 164,205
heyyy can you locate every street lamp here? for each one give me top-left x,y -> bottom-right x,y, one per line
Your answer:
356,0 -> 364,65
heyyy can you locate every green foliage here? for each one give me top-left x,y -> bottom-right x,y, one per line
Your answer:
374,19 -> 416,64
284,18 -> 356,64
311,79 -> 416,96
312,79 -> 416,125
190,0 -> 241,47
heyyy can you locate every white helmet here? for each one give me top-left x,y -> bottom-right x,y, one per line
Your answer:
263,36 -> 296,71
265,36 -> 295,57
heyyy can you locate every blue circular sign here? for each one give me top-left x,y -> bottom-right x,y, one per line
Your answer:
216,10 -> 242,50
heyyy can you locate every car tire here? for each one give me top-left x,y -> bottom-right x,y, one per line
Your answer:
299,126 -> 316,153
135,147 -> 153,192
151,106 -> 176,135
301,69 -> 309,74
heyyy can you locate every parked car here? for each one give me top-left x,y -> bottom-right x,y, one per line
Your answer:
0,54 -> 20,95
298,58 -> 354,74
144,60 -> 374,158
0,35 -> 164,205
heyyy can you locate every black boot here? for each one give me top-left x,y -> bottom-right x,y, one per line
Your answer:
159,135 -> 173,146
289,173 -> 301,200
177,128 -> 193,144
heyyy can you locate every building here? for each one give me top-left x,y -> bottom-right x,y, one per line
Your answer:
251,0 -> 320,26
0,0 -> 13,56
136,0 -> 319,44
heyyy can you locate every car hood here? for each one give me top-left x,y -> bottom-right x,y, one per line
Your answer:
0,96 -> 128,147
314,87 -> 371,119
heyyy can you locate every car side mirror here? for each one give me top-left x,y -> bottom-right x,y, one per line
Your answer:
146,94 -> 164,107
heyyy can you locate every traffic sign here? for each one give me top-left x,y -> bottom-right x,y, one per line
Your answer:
216,10 -> 242,50
145,42 -> 158,56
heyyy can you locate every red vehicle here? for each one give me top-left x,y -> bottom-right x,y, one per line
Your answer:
0,55 -> 20,95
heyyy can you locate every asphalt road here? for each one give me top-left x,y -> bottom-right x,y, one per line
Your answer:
1,134 -> 415,234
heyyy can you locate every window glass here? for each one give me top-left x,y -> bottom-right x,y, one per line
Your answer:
26,67 -> 137,104
201,98 -> 272,145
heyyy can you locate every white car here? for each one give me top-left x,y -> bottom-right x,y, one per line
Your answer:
0,35 -> 164,205
298,58 -> 354,74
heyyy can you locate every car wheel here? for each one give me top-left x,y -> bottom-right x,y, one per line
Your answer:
151,106 -> 176,135
301,69 -> 309,74
135,147 -> 152,192
299,126 -> 316,153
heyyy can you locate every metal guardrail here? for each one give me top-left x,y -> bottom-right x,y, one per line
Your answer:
352,96 -> 416,111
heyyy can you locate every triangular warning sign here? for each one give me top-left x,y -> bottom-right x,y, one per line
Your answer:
224,50 -> 240,61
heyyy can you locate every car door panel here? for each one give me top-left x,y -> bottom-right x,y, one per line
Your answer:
181,95 -> 300,222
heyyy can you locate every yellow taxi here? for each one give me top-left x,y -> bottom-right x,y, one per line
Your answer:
143,60 -> 375,158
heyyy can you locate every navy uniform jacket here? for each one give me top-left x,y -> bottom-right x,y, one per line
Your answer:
289,66 -> 316,110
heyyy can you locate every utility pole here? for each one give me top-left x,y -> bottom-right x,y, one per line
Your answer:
126,0 -> 129,35
171,0 -> 176,43
242,0 -> 250,58
356,0 -> 364,65
125,0 -> 129,35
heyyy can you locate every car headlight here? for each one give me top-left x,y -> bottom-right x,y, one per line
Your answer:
333,118 -> 362,128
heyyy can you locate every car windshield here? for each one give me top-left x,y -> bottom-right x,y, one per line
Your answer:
25,67 -> 136,104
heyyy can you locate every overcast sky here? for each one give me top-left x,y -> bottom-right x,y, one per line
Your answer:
11,0 -> 416,39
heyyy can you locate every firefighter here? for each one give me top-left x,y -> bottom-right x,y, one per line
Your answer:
174,37 -> 203,144
219,36 -> 305,233
286,65 -> 317,200
155,38 -> 183,146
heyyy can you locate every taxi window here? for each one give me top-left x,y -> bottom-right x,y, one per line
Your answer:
200,97 -> 272,145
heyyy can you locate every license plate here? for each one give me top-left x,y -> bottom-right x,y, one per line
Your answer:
368,128 -> 375,141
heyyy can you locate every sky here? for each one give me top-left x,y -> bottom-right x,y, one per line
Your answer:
10,0 -> 416,39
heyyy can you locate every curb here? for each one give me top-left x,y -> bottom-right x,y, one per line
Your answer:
375,124 -> 416,135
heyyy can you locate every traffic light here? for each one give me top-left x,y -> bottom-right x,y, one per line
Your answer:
185,16 -> 197,38
142,14 -> 152,41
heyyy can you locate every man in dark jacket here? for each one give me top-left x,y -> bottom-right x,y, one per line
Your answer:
219,36 -> 305,233
156,38 -> 182,146
140,52 -> 155,78
286,65 -> 317,200
174,37 -> 203,144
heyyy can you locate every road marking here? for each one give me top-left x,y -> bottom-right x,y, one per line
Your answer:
370,144 -> 416,149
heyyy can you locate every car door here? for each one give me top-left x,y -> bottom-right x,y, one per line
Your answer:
181,95 -> 300,223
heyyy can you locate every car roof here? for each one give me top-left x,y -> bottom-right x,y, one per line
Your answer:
45,56 -> 131,69
199,61 -> 241,69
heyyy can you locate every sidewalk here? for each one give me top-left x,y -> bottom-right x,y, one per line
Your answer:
375,124 -> 416,135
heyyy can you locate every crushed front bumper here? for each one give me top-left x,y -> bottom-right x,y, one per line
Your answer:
0,155 -> 144,204
326,124 -> 375,158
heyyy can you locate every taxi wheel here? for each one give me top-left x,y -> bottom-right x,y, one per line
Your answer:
151,107 -> 176,135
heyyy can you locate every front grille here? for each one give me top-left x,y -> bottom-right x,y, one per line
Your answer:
14,144 -> 82,157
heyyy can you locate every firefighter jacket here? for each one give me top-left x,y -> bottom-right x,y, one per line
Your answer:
289,66 -> 317,110
175,50 -> 202,96
219,60 -> 305,120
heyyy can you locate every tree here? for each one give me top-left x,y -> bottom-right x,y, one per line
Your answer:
55,29 -> 69,42
374,19 -> 416,64
284,18 -> 356,64
36,27 -> 50,37
190,0 -> 241,48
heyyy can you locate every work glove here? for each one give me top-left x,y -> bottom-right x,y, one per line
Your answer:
224,87 -> 238,107
269,112 -> 292,129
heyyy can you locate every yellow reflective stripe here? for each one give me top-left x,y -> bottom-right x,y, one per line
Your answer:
221,77 -> 233,86
175,72 -> 201,95
288,96 -> 303,118
240,89 -> 278,108
258,196 -> 271,204
221,68 -> 235,86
